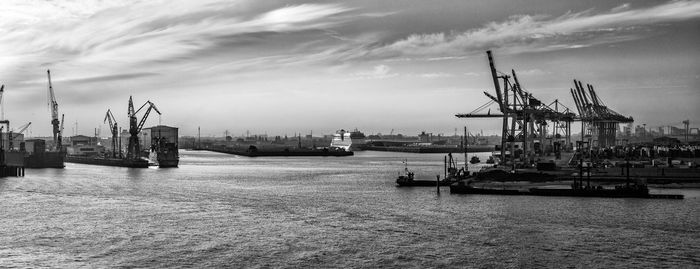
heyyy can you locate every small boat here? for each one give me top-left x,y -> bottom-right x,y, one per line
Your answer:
485,156 -> 496,164
396,159 -> 452,187
469,156 -> 481,164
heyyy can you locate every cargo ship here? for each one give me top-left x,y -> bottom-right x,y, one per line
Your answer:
65,155 -> 149,168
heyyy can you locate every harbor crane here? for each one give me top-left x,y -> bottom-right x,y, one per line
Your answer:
47,70 -> 63,151
126,96 -> 161,160
456,51 -> 576,164
104,109 -> 120,158
569,80 -> 633,147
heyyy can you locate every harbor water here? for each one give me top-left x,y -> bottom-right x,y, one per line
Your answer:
1,150 -> 698,268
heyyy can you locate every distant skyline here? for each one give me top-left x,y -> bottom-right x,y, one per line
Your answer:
1,0 -> 698,137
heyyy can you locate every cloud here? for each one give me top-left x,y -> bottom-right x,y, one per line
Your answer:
368,0 -> 700,58
351,64 -> 398,79
419,73 -> 453,79
516,69 -> 551,76
0,1 -> 354,84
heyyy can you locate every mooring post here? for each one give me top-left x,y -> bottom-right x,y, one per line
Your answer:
626,158 -> 630,187
444,155 -> 447,179
587,165 -> 591,188
436,175 -> 440,194
579,158 -> 583,189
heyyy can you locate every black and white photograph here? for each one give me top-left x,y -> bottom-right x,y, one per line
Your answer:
0,0 -> 698,267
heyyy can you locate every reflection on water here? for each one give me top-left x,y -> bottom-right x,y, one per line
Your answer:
0,150 -> 698,267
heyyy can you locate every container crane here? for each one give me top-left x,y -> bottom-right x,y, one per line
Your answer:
104,109 -> 120,158
126,96 -> 161,160
47,70 -> 62,150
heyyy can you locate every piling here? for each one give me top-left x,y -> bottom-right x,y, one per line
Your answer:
436,175 -> 440,194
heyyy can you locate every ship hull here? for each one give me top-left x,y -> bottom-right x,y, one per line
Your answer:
66,155 -> 149,168
364,145 -> 494,153
157,159 -> 179,168
207,148 -> 353,157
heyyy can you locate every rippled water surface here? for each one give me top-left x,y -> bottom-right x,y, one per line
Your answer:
1,150 -> 698,268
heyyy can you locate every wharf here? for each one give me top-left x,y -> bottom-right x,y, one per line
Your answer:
1,151 -> 25,177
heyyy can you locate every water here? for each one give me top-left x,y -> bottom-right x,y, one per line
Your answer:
1,150 -> 698,268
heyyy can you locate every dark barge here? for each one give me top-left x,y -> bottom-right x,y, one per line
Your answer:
450,182 -> 522,195
449,181 -> 683,199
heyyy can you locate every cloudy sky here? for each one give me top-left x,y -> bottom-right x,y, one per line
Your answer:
1,0 -> 698,137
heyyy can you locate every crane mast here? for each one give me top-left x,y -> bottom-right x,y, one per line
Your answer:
126,96 -> 161,160
57,114 -> 64,151
47,70 -> 61,148
104,109 -> 120,158
1,84 -> 4,120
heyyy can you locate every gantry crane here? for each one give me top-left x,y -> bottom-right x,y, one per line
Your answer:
104,109 -> 120,158
569,80 -> 633,147
47,70 -> 63,150
126,96 -> 161,160
456,51 -> 576,164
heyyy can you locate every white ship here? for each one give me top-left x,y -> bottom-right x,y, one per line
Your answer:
330,129 -> 352,151
330,129 -> 366,151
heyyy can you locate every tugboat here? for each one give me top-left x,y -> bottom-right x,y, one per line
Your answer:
395,159 -> 454,187
395,160 -> 416,186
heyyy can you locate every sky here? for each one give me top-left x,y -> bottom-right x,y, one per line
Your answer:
0,0 -> 698,137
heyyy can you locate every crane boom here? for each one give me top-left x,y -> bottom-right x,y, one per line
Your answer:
11,122 -> 31,139
136,101 -> 161,134
104,109 -> 116,131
